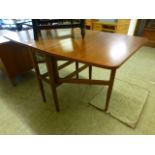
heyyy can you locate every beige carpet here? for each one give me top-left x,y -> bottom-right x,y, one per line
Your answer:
89,79 -> 149,128
0,46 -> 155,134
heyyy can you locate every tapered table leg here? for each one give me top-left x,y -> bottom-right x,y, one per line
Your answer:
80,19 -> 85,38
45,55 -> 60,112
29,49 -> 46,102
105,69 -> 116,111
75,62 -> 79,79
89,65 -> 92,80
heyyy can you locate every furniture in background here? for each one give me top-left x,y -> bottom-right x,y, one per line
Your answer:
4,29 -> 147,112
0,19 -> 32,31
135,19 -> 155,47
32,19 -> 85,40
85,19 -> 131,34
85,19 -> 97,30
116,19 -> 131,34
93,20 -> 117,33
0,35 -> 33,86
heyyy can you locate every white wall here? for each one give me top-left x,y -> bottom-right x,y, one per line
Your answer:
128,19 -> 138,35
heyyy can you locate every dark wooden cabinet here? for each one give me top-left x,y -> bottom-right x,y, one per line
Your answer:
0,39 -> 33,85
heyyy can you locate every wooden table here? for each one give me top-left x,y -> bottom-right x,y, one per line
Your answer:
4,29 -> 147,112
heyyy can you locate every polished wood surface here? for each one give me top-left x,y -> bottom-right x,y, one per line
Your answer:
3,29 -> 147,112
4,29 -> 147,69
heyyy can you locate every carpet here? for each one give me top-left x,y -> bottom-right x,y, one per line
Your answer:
43,60 -> 150,128
0,46 -> 155,134
89,79 -> 149,128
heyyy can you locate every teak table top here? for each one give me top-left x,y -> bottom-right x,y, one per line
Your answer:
4,29 -> 147,69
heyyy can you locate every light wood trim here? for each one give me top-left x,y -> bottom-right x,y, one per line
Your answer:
58,60 -> 74,70
63,64 -> 88,79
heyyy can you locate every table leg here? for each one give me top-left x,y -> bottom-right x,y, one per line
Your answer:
29,49 -> 46,102
89,65 -> 92,80
45,55 -> 60,112
32,19 -> 39,40
80,19 -> 85,38
75,62 -> 79,79
105,68 -> 116,111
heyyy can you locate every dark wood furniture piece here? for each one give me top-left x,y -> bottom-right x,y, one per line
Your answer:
32,19 -> 85,40
0,35 -> 33,86
4,29 -> 147,112
135,19 -> 155,47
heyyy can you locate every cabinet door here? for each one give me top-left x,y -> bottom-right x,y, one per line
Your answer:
0,42 -> 33,78
116,19 -> 130,34
93,22 -> 102,31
